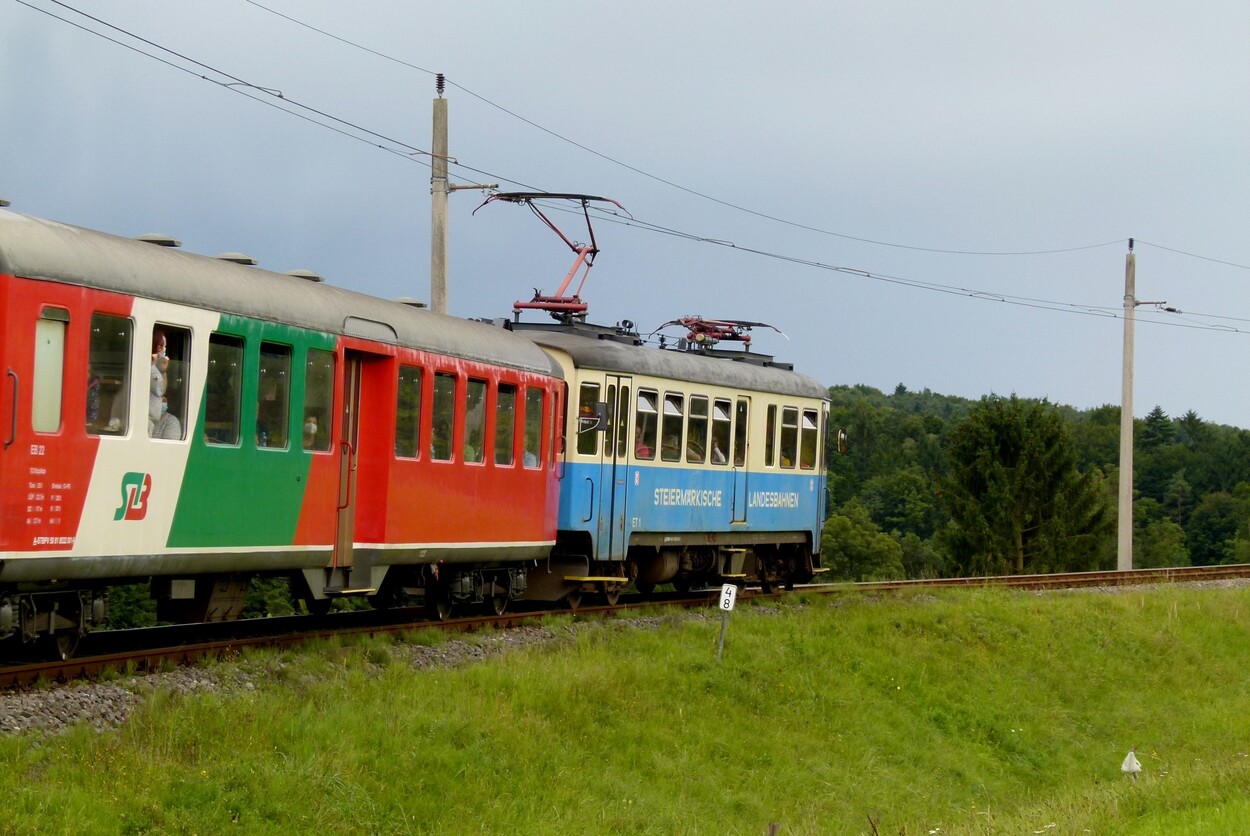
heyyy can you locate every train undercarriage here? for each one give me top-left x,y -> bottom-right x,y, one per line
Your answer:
0,537 -> 818,659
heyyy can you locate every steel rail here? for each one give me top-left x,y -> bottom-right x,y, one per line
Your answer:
5,564 -> 1250,690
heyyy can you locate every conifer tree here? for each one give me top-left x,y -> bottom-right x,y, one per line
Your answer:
940,395 -> 1112,574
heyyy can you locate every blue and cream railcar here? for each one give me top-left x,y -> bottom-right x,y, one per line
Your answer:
517,323 -> 829,595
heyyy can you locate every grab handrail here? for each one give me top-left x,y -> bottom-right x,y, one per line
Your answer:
4,369 -> 16,450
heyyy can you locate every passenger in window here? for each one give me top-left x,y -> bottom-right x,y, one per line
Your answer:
523,449 -> 539,467
149,331 -> 170,436
302,415 -> 319,449
634,427 -> 651,458
711,440 -> 727,464
86,366 -> 101,428
153,396 -> 182,440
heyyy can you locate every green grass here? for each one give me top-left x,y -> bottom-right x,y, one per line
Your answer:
4,587 -> 1250,834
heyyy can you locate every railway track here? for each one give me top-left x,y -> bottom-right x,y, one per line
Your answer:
6,564 -> 1250,690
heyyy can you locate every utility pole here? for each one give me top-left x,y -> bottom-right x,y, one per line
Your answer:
1117,240 -> 1136,571
427,75 -> 495,316
1117,242 -> 1177,571
430,74 -> 449,315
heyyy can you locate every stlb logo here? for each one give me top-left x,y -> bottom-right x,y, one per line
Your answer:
114,472 -> 152,521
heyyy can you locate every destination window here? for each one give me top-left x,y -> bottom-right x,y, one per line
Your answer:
33,307 -> 68,433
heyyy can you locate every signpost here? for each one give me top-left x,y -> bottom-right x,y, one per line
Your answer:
717,583 -> 737,662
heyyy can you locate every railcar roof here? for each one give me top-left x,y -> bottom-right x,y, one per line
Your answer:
0,210 -> 560,378
517,327 -> 828,400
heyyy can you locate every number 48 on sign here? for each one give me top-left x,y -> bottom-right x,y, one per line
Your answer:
717,583 -> 738,662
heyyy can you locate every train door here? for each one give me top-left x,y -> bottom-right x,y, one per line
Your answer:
333,352 -> 365,571
731,397 -> 750,523
595,374 -> 632,560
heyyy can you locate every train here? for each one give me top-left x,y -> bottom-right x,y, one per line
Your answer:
0,205 -> 829,659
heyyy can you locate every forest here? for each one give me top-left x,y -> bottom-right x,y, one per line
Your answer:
822,384 -> 1250,581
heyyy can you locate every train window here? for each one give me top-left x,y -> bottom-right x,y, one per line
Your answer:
395,365 -> 422,459
605,383 -> 617,455
32,311 -> 67,433
150,325 -> 190,441
765,405 -> 777,467
577,383 -> 600,456
800,408 -> 819,470
303,349 -> 334,452
496,383 -> 516,466
523,387 -> 543,468
522,387 -> 542,467
432,373 -> 455,460
465,378 -> 486,463
88,313 -> 132,435
710,399 -> 731,465
550,387 -> 562,467
615,385 -> 630,458
661,393 -> 684,462
820,406 -> 829,470
733,399 -> 748,467
257,342 -> 291,449
686,396 -> 709,463
204,333 -> 242,445
635,390 -> 658,460
780,406 -> 799,469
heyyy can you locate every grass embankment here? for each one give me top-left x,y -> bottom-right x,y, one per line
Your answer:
5,585 -> 1250,834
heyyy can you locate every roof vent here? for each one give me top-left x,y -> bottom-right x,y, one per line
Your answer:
395,297 -> 427,309
286,269 -> 324,283
214,252 -> 258,265
136,233 -> 182,248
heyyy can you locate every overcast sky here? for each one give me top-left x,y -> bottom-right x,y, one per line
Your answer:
4,1 -> 1248,426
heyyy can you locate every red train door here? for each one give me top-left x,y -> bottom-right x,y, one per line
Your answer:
332,354 -> 362,570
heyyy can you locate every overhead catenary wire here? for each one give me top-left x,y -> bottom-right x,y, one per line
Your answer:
241,0 -> 1130,260
13,0 -> 1250,332
17,0 -> 437,162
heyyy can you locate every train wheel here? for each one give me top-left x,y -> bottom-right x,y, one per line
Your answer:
566,590 -> 583,611
490,593 -> 509,616
604,584 -> 621,606
673,578 -> 692,594
41,631 -> 81,662
427,586 -> 453,621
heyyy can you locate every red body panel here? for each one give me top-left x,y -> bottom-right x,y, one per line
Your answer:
0,275 -> 133,553
291,341 -> 561,550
